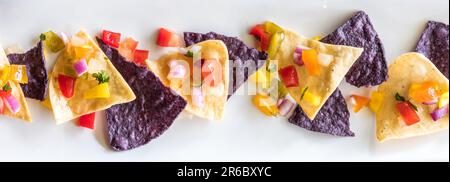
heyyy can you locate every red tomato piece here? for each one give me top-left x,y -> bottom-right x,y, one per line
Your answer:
249,24 -> 270,51
278,65 -> 299,88
201,60 -> 222,87
157,28 -> 180,47
0,83 -> 12,98
118,37 -> 139,61
0,97 -> 4,114
133,49 -> 149,66
396,102 -> 420,126
78,112 -> 96,129
58,74 -> 76,99
102,30 -> 121,48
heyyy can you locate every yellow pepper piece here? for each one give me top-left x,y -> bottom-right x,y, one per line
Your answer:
73,45 -> 94,59
83,83 -> 110,99
9,65 -> 28,84
264,21 -> 283,35
267,31 -> 285,60
253,93 -> 278,116
312,36 -> 322,41
0,66 -> 11,85
302,49 -> 321,76
303,91 -> 321,106
369,91 -> 384,113
250,69 -> 270,89
438,92 -> 449,108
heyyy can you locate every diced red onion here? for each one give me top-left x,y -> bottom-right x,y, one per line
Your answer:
192,87 -> 205,108
277,98 -> 295,117
293,52 -> 304,66
73,59 -> 88,76
430,106 -> 448,121
167,61 -> 187,79
4,94 -> 20,114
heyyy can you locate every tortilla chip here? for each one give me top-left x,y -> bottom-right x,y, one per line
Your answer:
184,32 -> 267,99
7,41 -> 48,101
376,53 -> 449,142
148,40 -> 229,120
414,21 -> 449,78
275,28 -> 363,120
0,44 -> 32,122
289,89 -> 354,137
97,38 -> 187,151
321,11 -> 388,87
48,30 -> 136,124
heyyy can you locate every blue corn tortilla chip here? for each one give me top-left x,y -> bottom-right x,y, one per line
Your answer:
288,89 -> 354,137
321,11 -> 388,87
7,41 -> 48,101
184,32 -> 267,99
414,21 -> 449,78
97,37 -> 187,151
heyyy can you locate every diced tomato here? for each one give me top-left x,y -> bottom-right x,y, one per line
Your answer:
78,113 -> 96,129
278,65 -> 299,88
58,74 -> 76,99
396,102 -> 420,126
350,95 -> 370,112
157,28 -> 180,47
249,24 -> 270,51
102,30 -> 121,48
133,49 -> 149,66
118,37 -> 139,61
0,83 -> 12,98
201,60 -> 222,87
0,97 -> 4,114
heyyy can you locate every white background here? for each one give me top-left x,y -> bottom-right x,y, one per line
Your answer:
0,0 -> 448,162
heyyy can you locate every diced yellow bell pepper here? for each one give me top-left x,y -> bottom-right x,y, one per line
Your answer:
250,69 -> 270,89
264,21 -> 283,35
253,93 -> 278,116
0,66 -> 11,85
83,83 -> 110,99
303,91 -> 321,106
267,31 -> 285,60
9,65 -> 28,84
73,45 -> 94,59
438,92 -> 449,108
369,91 -> 384,113
312,36 -> 322,41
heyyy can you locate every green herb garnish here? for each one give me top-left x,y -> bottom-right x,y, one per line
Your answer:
395,93 -> 406,102
185,50 -> 194,57
2,84 -> 12,92
92,71 -> 110,84
300,86 -> 309,101
39,33 -> 46,41
266,61 -> 277,72
408,102 -> 418,111
395,93 -> 418,111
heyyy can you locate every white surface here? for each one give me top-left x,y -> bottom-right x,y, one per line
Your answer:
0,0 -> 448,162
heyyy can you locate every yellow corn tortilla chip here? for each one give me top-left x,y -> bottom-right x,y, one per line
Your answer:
148,40 -> 229,120
48,30 -> 136,124
275,29 -> 363,120
376,53 -> 449,142
0,43 -> 32,122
